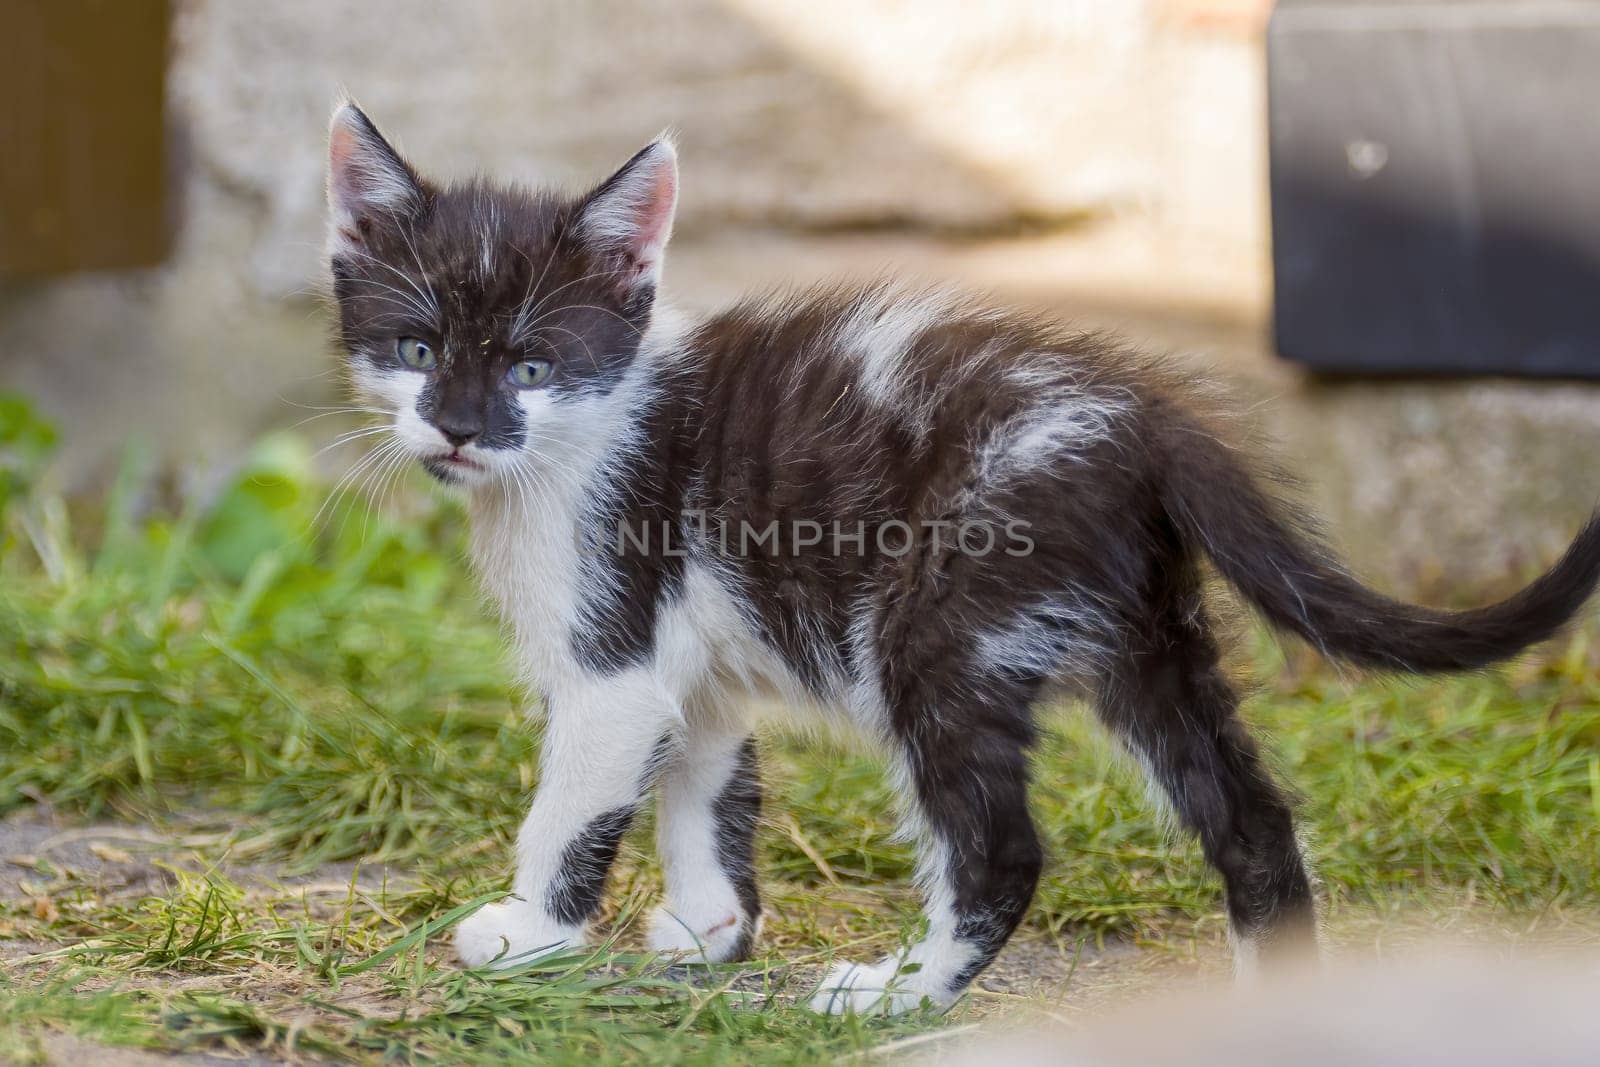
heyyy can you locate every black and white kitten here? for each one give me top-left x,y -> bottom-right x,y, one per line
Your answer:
323,102 -> 1600,1013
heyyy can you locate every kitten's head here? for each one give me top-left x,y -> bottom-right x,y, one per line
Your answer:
324,101 -> 677,488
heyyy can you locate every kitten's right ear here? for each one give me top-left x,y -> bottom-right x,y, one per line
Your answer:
326,101 -> 425,255
576,137 -> 678,297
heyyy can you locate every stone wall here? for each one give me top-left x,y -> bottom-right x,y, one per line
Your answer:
0,1 -> 1268,480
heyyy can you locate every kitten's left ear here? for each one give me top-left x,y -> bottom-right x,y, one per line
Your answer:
577,137 -> 678,296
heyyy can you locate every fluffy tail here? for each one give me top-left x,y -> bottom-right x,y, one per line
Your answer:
1160,422 -> 1600,673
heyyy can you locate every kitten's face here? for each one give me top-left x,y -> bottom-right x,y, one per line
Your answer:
325,104 -> 677,489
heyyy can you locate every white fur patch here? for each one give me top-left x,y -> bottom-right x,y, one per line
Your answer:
653,556 -> 849,725
1230,927 -> 1262,983
833,287 -> 952,411
809,948 -> 968,1015
980,386 -> 1128,484
455,899 -> 582,969
476,192 -> 500,281
973,590 -> 1118,682
810,837 -> 977,1015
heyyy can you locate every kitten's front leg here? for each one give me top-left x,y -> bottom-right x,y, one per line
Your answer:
456,676 -> 675,968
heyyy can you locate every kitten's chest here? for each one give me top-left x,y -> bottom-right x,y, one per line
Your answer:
466,491 -> 592,682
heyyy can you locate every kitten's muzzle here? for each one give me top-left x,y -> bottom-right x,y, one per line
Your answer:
436,422 -> 482,448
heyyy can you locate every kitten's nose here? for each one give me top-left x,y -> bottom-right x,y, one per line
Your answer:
435,419 -> 482,448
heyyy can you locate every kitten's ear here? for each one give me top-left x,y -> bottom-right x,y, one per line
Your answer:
326,101 -> 425,255
576,137 -> 678,295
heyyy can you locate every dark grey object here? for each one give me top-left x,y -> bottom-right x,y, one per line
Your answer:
1268,0 -> 1600,377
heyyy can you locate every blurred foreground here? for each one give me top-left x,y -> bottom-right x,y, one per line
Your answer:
945,951 -> 1600,1066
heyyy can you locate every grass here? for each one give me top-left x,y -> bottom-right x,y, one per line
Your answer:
2,393 -> 1598,1063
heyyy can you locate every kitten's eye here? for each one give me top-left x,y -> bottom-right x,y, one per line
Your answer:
396,337 -> 436,371
508,359 -> 553,389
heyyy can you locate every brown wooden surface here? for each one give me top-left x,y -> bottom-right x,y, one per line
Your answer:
0,0 -> 169,274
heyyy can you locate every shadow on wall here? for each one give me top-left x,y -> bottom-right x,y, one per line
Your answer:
1274,173 -> 1600,380
1268,1 -> 1600,379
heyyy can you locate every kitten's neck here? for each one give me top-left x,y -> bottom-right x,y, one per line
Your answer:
634,298 -> 696,379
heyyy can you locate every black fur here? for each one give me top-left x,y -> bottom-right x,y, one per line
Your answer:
711,737 -> 763,960
416,375 -> 526,452
1161,421 -> 1600,673
547,805 -> 636,926
1095,533 -> 1316,957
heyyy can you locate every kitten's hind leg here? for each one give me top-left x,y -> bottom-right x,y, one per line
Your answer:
810,684 -> 1042,1014
1095,591 -> 1318,971
649,728 -> 763,963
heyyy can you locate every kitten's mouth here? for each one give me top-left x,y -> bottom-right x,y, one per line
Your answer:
422,450 -> 485,483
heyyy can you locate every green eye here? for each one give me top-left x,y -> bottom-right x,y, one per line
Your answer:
396,337 -> 436,370
508,359 -> 553,388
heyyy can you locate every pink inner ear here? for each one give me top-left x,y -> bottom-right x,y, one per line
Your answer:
329,142 -> 367,245
584,143 -> 679,291
328,120 -> 368,221
326,106 -> 418,247
631,159 -> 677,262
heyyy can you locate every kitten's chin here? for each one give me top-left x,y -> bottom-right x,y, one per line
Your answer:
421,452 -> 490,488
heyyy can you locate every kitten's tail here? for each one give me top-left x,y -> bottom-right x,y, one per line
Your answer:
1160,418 -> 1600,673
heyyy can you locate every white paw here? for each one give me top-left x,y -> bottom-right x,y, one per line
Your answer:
647,904 -> 754,963
808,956 -> 957,1015
453,900 -> 582,969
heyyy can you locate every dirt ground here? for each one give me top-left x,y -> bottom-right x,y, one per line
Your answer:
0,803 -> 1230,1064
11,801 -> 1598,1066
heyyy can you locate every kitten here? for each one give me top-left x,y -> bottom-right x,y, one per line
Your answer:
323,101 -> 1600,1014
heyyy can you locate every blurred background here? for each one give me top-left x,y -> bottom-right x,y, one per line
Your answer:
5,0 -> 1600,594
